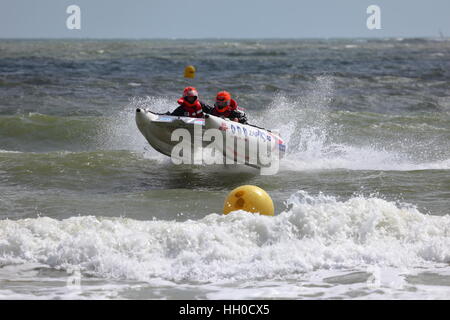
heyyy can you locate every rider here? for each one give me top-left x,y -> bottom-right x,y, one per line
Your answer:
210,91 -> 248,124
170,86 -> 212,118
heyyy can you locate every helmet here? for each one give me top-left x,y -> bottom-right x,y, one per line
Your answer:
215,91 -> 231,110
182,86 -> 198,104
183,86 -> 198,98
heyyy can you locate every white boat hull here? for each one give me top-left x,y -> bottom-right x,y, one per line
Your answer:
135,108 -> 286,169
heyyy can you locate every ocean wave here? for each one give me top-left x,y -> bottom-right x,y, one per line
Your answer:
0,110 -> 148,153
0,191 -> 448,283
281,148 -> 450,171
0,113 -> 100,152
0,149 -> 22,153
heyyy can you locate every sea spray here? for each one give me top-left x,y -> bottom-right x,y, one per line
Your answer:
252,78 -> 450,171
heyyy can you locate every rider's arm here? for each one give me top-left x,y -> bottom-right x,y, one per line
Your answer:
170,106 -> 185,116
232,109 -> 248,124
200,102 -> 213,115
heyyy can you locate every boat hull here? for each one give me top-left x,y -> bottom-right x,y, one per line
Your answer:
135,108 -> 286,169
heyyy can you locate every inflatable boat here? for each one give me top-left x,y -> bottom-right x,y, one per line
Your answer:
135,108 -> 286,170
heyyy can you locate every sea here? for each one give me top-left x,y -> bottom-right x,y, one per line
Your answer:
0,38 -> 449,299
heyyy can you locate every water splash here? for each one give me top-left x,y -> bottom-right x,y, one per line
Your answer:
254,77 -> 450,171
95,96 -> 177,162
94,83 -> 450,171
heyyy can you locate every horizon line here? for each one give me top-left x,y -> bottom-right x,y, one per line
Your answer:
0,35 -> 447,41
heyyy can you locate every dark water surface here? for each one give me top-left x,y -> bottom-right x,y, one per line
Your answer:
0,39 -> 449,299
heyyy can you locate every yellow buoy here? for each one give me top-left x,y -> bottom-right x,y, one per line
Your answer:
223,185 -> 274,216
184,65 -> 196,79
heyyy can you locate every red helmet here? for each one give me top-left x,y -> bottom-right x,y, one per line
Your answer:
183,86 -> 198,98
215,91 -> 231,111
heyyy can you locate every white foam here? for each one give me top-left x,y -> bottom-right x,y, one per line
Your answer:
0,150 -> 22,154
281,145 -> 450,171
0,191 -> 448,285
252,79 -> 450,172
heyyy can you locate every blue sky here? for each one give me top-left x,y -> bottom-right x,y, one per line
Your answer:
1,0 -> 449,38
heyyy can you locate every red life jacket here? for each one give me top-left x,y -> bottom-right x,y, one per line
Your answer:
177,98 -> 204,118
212,99 -> 238,118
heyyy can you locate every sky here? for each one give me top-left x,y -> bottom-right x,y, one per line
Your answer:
1,0 -> 449,39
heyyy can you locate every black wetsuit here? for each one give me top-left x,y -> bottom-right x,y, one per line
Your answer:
170,101 -> 213,117
210,107 -> 248,124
